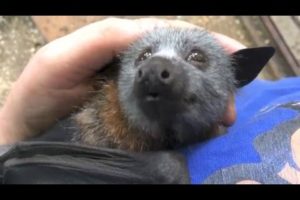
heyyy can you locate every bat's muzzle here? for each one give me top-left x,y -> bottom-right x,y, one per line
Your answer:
133,56 -> 187,119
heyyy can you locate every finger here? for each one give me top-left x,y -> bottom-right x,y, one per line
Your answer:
236,180 -> 261,184
25,18 -> 166,89
221,94 -> 236,127
211,32 -> 246,53
291,129 -> 300,168
135,19 -> 245,54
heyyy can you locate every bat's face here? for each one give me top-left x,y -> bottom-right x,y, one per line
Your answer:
117,27 -> 236,148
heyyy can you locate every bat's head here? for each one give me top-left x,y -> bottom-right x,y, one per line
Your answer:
117,27 -> 274,149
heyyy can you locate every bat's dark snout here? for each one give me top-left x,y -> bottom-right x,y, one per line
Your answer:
134,56 -> 185,103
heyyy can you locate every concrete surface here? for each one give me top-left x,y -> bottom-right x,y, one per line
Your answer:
0,16 -> 46,106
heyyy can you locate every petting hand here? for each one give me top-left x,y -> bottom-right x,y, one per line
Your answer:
0,17 -> 245,145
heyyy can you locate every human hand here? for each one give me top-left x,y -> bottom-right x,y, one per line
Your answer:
0,17 -> 246,145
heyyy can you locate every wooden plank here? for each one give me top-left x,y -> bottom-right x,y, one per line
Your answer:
271,16 -> 300,66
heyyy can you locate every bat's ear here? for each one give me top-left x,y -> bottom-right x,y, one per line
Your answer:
231,47 -> 275,88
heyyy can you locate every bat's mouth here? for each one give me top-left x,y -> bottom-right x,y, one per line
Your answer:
145,92 -> 160,102
136,93 -> 185,121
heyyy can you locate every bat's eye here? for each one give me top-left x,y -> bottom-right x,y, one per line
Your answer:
186,50 -> 207,67
137,48 -> 152,63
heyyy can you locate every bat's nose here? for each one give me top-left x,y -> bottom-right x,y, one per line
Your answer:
134,56 -> 185,102
136,57 -> 174,86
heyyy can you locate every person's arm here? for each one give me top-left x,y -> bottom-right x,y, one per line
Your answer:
0,17 -> 245,145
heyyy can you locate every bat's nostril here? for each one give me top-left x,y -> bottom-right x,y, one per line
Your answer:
161,70 -> 170,79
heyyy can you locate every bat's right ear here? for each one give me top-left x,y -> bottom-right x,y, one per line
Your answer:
231,47 -> 275,88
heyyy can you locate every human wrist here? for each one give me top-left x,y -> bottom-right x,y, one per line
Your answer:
0,108 -> 23,145
0,94 -> 34,145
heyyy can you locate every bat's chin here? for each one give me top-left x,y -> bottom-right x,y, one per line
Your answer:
136,95 -> 186,122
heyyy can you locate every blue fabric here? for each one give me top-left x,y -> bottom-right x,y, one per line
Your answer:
183,77 -> 300,184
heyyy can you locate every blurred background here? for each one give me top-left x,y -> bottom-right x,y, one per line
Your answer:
0,16 -> 299,106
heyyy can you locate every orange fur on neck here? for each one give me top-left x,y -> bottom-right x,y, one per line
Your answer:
98,81 -> 151,151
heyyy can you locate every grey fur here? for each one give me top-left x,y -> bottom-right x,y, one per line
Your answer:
73,27 -> 236,151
